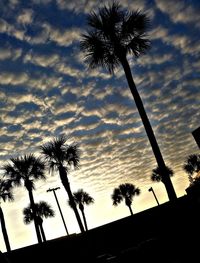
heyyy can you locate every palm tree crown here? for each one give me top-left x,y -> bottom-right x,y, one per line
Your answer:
81,1 -> 150,73
183,154 -> 200,184
40,135 -> 80,173
23,201 -> 55,224
151,166 -> 174,183
3,154 -> 46,189
70,189 -> 94,210
111,183 -> 140,215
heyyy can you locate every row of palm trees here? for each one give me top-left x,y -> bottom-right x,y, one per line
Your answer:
22,188 -> 94,242
0,135 -> 199,252
111,154 -> 200,216
0,135 -> 84,251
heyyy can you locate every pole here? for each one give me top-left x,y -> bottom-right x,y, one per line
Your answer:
47,187 -> 69,235
148,187 -> 160,206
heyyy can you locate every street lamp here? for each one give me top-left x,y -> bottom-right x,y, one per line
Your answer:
47,187 -> 69,235
148,187 -> 160,206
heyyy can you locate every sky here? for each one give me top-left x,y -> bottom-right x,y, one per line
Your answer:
0,0 -> 200,253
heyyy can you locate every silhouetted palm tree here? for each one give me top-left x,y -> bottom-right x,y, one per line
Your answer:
183,154 -> 200,185
151,166 -> 174,184
80,1 -> 177,201
3,154 -> 46,243
0,179 -> 13,252
111,183 -> 140,215
69,189 -> 94,231
40,135 -> 85,233
23,201 -> 55,242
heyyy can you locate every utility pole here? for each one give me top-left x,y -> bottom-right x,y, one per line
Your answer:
47,187 -> 69,235
148,187 -> 160,206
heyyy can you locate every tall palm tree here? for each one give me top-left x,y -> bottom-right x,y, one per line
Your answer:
3,154 -> 46,243
40,135 -> 85,233
151,166 -> 174,184
111,183 -> 140,215
69,189 -> 94,231
80,1 -> 177,201
183,154 -> 200,185
23,201 -> 55,242
0,178 -> 13,252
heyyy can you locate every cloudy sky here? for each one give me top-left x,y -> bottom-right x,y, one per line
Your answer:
0,0 -> 200,252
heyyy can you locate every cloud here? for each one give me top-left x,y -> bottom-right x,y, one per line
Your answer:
0,46 -> 22,61
155,0 -> 200,28
24,52 -> 60,68
56,0 -> 147,14
0,72 -> 28,85
0,18 -> 26,41
16,9 -> 34,26
29,22 -> 82,47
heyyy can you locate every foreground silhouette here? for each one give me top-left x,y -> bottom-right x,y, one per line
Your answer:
4,195 -> 200,263
0,251 -> 10,263
80,1 -> 177,201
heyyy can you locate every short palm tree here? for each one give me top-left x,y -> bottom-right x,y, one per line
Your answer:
111,183 -> 140,215
151,166 -> 174,184
40,135 -> 85,233
80,1 -> 176,201
183,154 -> 200,185
3,154 -> 46,243
69,189 -> 94,231
23,201 -> 55,242
0,178 -> 13,252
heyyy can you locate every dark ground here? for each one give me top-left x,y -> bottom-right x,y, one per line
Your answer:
3,193 -> 200,263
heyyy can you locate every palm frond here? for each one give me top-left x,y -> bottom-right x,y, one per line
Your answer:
121,10 -> 150,38
65,143 -> 80,169
3,161 -> 22,186
37,201 -> 55,218
127,34 -> 150,57
23,206 -> 33,224
111,188 -> 123,206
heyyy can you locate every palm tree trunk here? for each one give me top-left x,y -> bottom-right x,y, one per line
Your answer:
27,189 -> 42,243
39,222 -> 46,242
58,166 -> 85,233
120,57 -> 177,201
0,206 -> 11,252
80,208 -> 88,231
128,205 -> 133,216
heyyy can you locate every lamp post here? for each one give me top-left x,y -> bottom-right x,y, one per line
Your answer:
47,187 -> 69,235
148,187 -> 159,206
